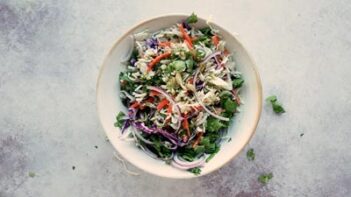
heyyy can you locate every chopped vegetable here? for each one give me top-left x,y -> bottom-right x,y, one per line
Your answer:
178,24 -> 193,49
266,95 -> 285,114
28,172 -> 35,178
182,113 -> 191,137
212,35 -> 220,46
246,148 -> 255,161
258,173 -> 273,184
188,167 -> 201,175
114,112 -> 126,128
147,52 -> 172,71
206,117 -> 225,132
232,78 -> 244,88
157,98 -> 169,111
185,13 -> 198,24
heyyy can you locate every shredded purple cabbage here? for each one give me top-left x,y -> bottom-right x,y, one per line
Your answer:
146,37 -> 158,49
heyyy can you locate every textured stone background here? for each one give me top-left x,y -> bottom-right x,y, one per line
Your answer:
1,0 -> 351,196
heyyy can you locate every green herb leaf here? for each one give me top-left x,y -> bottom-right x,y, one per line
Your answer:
224,99 -> 238,113
206,117 -> 225,132
266,95 -> 277,102
185,59 -> 194,72
258,173 -> 273,184
147,135 -> 172,159
185,13 -> 198,24
28,172 -> 35,178
246,148 -> 255,161
195,49 -> 206,60
232,78 -> 244,88
114,111 -> 126,128
205,146 -> 220,162
170,60 -> 186,72
266,95 -> 285,114
188,167 -> 201,175
199,27 -> 213,36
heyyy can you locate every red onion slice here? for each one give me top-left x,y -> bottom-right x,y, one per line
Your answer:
171,155 -> 206,170
200,51 -> 221,65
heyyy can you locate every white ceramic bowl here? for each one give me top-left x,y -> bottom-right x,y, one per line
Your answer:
97,14 -> 262,179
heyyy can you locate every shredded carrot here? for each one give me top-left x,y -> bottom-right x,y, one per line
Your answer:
212,35 -> 220,46
178,24 -> 193,49
144,97 -> 154,103
147,52 -> 172,72
192,132 -> 203,148
157,98 -> 169,111
149,90 -> 159,97
130,101 -> 140,109
182,113 -> 191,137
167,104 -> 173,114
158,41 -> 171,47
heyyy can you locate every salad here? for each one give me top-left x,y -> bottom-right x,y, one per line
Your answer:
115,13 -> 244,175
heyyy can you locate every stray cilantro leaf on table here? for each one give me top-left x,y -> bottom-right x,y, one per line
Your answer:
28,172 -> 35,178
266,95 -> 285,114
258,173 -> 273,184
246,148 -> 255,161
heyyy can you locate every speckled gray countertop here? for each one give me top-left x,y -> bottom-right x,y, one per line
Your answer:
1,0 -> 350,196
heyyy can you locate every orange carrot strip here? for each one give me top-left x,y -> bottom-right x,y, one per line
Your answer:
178,24 -> 193,49
212,35 -> 220,46
144,97 -> 155,103
156,98 -> 169,111
167,104 -> 173,114
130,101 -> 140,109
147,52 -> 172,72
192,132 -> 204,148
182,114 -> 190,137
158,41 -> 171,47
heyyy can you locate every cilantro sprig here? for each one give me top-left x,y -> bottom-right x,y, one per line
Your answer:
266,95 -> 285,114
246,148 -> 255,161
258,173 -> 273,184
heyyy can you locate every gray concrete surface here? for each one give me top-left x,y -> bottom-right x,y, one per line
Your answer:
1,0 -> 351,196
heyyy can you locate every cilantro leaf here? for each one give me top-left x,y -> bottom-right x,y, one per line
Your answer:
114,111 -> 126,128
205,146 -> 220,162
232,78 -> 244,88
188,167 -> 201,175
266,95 -> 277,102
199,27 -> 213,36
185,13 -> 198,24
195,49 -> 206,60
258,173 -> 273,184
266,95 -> 285,114
28,172 -> 35,178
146,135 -> 172,159
185,59 -> 194,72
169,60 -> 186,72
272,103 -> 285,113
206,117 -> 225,132
246,148 -> 255,161
224,99 -> 238,113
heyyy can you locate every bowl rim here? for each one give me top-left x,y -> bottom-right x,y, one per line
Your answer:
96,13 -> 262,179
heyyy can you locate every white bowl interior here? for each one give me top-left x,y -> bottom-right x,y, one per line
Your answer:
97,15 -> 262,178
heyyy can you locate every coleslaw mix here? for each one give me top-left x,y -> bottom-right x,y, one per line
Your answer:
115,13 -> 244,175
